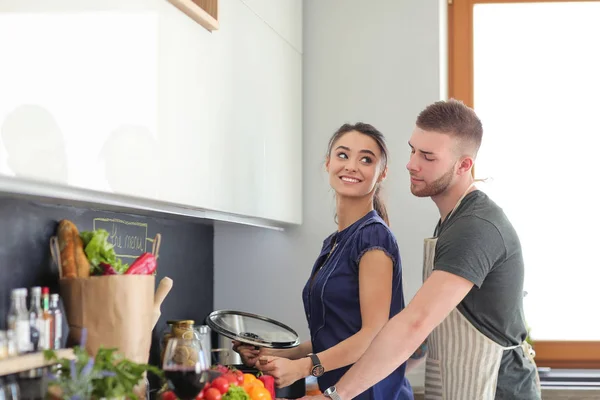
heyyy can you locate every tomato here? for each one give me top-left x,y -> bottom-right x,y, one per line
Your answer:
223,372 -> 239,386
234,370 -> 244,385
196,389 -> 205,399
211,377 -> 230,395
250,387 -> 272,400
204,388 -> 222,400
215,364 -> 229,374
161,391 -> 177,400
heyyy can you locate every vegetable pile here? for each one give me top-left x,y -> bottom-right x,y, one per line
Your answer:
160,365 -> 275,400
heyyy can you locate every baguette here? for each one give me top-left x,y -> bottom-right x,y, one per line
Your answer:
57,219 -> 90,278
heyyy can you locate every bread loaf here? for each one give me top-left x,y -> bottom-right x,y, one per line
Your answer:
57,219 -> 90,278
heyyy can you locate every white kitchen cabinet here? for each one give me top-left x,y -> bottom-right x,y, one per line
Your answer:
0,0 -> 302,225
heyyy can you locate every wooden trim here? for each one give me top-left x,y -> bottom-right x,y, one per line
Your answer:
449,0 -> 600,367
534,341 -> 600,369
192,0 -> 218,21
168,0 -> 219,32
448,0 -> 474,107
0,349 -> 74,376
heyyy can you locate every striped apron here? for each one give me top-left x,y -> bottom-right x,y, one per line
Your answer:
423,186 -> 540,400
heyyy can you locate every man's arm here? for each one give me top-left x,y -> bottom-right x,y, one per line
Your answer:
334,270 -> 474,400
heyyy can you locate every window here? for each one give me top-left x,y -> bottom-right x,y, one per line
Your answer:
449,0 -> 600,368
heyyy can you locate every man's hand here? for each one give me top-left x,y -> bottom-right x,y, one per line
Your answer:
255,355 -> 311,388
298,396 -> 326,400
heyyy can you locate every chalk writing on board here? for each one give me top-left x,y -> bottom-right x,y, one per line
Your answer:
92,218 -> 155,260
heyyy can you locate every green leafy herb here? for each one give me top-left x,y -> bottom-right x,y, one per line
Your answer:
80,229 -> 129,275
45,346 -> 162,399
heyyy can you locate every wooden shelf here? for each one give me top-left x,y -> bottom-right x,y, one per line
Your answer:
168,0 -> 219,32
0,349 -> 74,376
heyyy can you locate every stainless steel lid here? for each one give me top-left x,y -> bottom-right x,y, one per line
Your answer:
206,310 -> 300,349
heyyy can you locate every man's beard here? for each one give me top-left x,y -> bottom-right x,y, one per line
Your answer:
410,166 -> 454,198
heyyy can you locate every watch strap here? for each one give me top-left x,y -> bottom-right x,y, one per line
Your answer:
307,352 -> 321,367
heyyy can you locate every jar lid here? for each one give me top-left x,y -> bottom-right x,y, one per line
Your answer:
206,310 -> 299,349
167,320 -> 195,325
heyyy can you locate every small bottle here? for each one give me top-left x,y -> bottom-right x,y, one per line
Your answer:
7,289 -> 30,354
49,294 -> 62,350
5,331 -> 17,358
0,331 -> 7,360
28,287 -> 43,352
41,288 -> 52,350
7,292 -> 17,331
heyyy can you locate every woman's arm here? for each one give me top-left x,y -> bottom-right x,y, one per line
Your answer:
315,249 -> 394,372
257,249 -> 394,386
266,340 -> 313,360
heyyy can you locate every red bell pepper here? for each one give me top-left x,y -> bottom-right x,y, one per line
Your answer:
258,375 -> 275,399
125,252 -> 157,275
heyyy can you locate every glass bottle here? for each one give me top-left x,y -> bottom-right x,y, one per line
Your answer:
7,289 -> 30,354
28,287 -> 43,352
41,287 -> 52,350
48,294 -> 62,350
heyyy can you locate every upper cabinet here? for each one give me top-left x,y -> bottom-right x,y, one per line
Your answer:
0,0 -> 302,225
239,0 -> 303,53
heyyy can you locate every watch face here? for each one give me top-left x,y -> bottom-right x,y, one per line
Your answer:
312,365 -> 325,377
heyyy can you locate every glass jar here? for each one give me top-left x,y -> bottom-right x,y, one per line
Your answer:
160,320 -> 199,365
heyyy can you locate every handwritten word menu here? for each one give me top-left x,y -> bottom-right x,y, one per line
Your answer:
92,218 -> 152,260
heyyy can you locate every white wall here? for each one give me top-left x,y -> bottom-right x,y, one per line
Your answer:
215,0 -> 447,389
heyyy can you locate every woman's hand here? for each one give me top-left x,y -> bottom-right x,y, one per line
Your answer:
232,340 -> 260,367
255,355 -> 312,388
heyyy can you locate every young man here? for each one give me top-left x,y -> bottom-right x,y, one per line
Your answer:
303,99 -> 541,400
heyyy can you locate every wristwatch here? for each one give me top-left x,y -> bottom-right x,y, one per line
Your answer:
324,386 -> 342,400
307,353 -> 324,377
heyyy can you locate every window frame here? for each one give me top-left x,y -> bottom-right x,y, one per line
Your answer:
448,0 -> 600,369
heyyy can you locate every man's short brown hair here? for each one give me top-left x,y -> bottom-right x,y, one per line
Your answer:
416,99 -> 483,157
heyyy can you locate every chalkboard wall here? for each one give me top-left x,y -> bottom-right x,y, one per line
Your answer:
0,195 -> 214,389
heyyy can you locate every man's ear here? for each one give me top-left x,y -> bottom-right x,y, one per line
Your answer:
457,156 -> 474,176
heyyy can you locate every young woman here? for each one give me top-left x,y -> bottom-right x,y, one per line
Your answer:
235,123 -> 413,399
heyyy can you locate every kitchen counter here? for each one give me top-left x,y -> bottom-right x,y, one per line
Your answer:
541,387 -> 600,400
410,387 -> 600,400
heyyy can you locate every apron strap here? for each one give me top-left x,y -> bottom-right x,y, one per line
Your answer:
434,182 -> 477,237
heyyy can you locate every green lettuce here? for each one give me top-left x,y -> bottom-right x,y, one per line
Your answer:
223,385 -> 251,400
80,229 -> 129,275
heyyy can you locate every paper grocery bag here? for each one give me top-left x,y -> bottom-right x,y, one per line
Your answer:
59,275 -> 155,364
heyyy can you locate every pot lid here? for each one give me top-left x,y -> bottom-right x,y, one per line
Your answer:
206,310 -> 300,349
